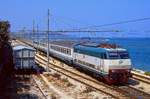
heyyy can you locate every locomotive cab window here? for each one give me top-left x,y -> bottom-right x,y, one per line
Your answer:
108,52 -> 119,59
108,51 -> 129,59
119,52 -> 129,59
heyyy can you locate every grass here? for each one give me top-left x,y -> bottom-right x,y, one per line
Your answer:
62,78 -> 69,82
61,78 -> 74,87
52,73 -> 61,79
82,86 -> 94,93
66,82 -> 74,87
144,71 -> 150,76
51,94 -> 57,99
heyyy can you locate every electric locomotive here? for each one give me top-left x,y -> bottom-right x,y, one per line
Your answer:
32,40 -> 132,84
73,42 -> 132,84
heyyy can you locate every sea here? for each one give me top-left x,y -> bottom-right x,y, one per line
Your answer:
107,38 -> 150,71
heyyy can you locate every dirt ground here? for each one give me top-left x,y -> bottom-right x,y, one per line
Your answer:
0,74 -> 45,99
42,72 -> 112,99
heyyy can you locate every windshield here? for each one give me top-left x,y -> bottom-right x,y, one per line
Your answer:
108,51 -> 129,59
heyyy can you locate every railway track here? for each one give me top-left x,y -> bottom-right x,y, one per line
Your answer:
32,75 -> 48,99
131,72 -> 150,84
118,85 -> 150,99
14,74 -> 49,99
35,52 -> 150,99
17,40 -> 150,99
37,52 -> 124,99
33,74 -> 64,98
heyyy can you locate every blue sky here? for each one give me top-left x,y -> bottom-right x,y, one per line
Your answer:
0,0 -> 150,37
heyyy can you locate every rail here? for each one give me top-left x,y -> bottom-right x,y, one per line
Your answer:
16,39 -> 150,99
32,75 -> 48,99
36,52 -> 150,99
131,71 -> 150,84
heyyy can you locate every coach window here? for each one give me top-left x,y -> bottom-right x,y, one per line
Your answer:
61,48 -> 62,52
66,49 -> 69,54
64,48 -> 66,54
62,48 -> 64,52
57,47 -> 59,51
61,48 -> 63,52
69,50 -> 71,55
59,47 -> 60,52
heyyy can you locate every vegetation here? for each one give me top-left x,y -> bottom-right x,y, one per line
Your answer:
144,71 -> 150,76
51,94 -> 57,99
0,20 -> 14,95
61,78 -> 74,87
82,86 -> 94,93
0,21 -> 10,43
52,73 -> 61,79
0,21 -> 14,73
61,78 -> 69,82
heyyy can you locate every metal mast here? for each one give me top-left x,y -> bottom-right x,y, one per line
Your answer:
37,24 -> 39,50
33,20 -> 35,33
47,9 -> 50,71
33,20 -> 35,46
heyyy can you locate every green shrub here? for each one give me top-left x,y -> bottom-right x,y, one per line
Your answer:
0,21 -> 10,42
62,78 -> 68,82
52,73 -> 61,79
144,72 -> 150,76
82,86 -> 94,93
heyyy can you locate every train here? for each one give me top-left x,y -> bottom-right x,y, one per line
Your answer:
26,40 -> 132,84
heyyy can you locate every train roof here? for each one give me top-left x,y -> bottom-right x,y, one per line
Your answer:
50,40 -> 126,51
74,42 -> 127,52
50,40 -> 78,48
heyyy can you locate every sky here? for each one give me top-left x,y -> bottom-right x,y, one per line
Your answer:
0,0 -> 150,37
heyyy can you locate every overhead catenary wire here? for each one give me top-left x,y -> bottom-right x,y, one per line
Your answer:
51,14 -> 92,30
16,16 -> 150,36
25,17 -> 150,32
73,17 -> 150,31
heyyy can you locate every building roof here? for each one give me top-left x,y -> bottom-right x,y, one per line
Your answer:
13,45 -> 35,51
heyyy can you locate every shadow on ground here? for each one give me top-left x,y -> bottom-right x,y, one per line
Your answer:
128,79 -> 140,86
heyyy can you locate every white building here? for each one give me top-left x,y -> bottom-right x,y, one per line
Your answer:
13,45 -> 36,70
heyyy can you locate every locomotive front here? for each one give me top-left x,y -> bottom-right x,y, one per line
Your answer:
104,49 -> 132,84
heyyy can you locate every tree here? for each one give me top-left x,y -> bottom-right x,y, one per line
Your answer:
0,21 -> 13,95
0,21 -> 10,43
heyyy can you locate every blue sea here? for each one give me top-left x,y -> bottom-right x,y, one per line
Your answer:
105,38 -> 150,71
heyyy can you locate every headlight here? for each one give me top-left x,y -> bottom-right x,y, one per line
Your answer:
111,70 -> 115,72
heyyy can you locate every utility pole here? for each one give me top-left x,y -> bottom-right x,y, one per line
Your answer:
37,24 -> 39,46
33,20 -> 35,33
37,24 -> 39,51
33,20 -> 35,47
37,24 -> 39,32
47,9 -> 50,71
